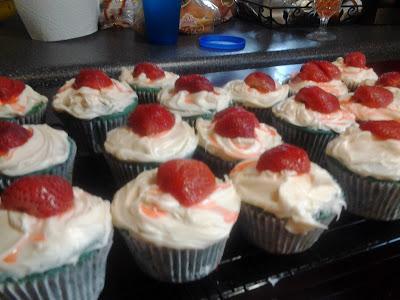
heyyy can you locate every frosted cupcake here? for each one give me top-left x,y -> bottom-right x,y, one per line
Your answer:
224,71 -> 289,123
196,107 -> 282,178
112,159 -> 240,282
158,74 -> 231,126
0,122 -> 76,191
271,86 -> 355,165
104,104 -> 198,187
377,72 -> 400,101
120,62 -> 179,103
231,144 -> 345,254
289,61 -> 348,97
0,175 -> 113,300
0,76 -> 47,125
326,121 -> 400,220
53,69 -> 138,153
333,52 -> 378,91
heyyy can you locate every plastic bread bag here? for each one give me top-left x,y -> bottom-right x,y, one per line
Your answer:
99,0 -> 141,29
210,0 -> 236,24
180,0 -> 221,34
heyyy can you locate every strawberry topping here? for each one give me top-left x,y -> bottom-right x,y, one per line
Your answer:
244,72 -> 276,93
133,62 -> 165,81
157,159 -> 216,207
73,69 -> 113,90
128,104 -> 175,136
214,107 -> 260,138
295,61 -> 341,83
256,144 -> 311,174
344,52 -> 367,68
295,86 -> 340,114
351,85 -> 393,108
175,74 -> 214,93
0,121 -> 32,156
1,175 -> 74,218
359,120 -> 400,141
0,76 -> 25,104
377,72 -> 400,88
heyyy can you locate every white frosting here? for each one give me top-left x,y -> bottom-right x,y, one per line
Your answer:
231,161 -> 345,234
158,87 -> 231,117
119,67 -> 179,88
224,80 -> 289,108
272,96 -> 355,133
104,115 -> 198,162
52,78 -> 137,119
326,126 -> 400,180
0,125 -> 70,177
289,78 -> 349,98
0,187 -> 112,279
196,118 -> 282,161
0,85 -> 47,118
333,57 -> 378,87
112,169 -> 240,249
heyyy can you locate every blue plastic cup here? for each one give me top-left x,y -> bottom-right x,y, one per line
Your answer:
143,0 -> 181,45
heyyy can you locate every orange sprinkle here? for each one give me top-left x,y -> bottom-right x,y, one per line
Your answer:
10,103 -> 25,113
30,233 -> 46,242
3,250 -> 18,264
140,203 -> 167,219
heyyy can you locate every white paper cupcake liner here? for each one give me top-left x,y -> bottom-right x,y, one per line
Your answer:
194,146 -> 238,179
1,103 -> 47,125
131,85 -> 160,104
326,156 -> 400,221
120,230 -> 227,283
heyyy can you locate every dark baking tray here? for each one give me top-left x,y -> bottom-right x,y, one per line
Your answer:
28,60 -> 400,299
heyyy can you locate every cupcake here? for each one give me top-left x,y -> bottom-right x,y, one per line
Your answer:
231,144 -> 345,254
271,86 -> 355,165
289,61 -> 348,97
376,72 -> 400,101
120,62 -> 179,103
112,159 -> 240,282
158,74 -> 231,126
53,69 -> 138,154
104,104 -> 198,187
0,122 -> 76,191
0,76 -> 47,125
326,121 -> 400,220
196,107 -> 282,178
224,71 -> 289,123
332,52 -> 378,90
0,175 -> 113,299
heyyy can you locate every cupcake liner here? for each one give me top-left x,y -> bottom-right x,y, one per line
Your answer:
1,102 -> 47,125
326,156 -> 400,221
239,104 -> 273,125
240,203 -> 334,254
271,113 -> 337,166
194,146 -> 238,179
342,79 -> 360,92
131,85 -> 161,104
120,230 -> 227,283
183,113 -> 213,128
0,232 -> 113,300
0,138 -> 77,191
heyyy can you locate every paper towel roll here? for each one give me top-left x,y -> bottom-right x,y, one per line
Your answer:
14,0 -> 99,42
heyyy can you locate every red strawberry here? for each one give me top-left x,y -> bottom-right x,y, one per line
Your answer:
0,121 -> 32,156
296,61 -> 340,83
133,62 -> 165,81
359,120 -> 400,141
313,61 -> 341,80
0,76 -> 25,104
157,159 -> 216,207
244,72 -> 276,93
1,175 -> 74,218
175,74 -> 214,93
344,52 -> 367,68
256,144 -> 311,174
351,85 -> 393,108
377,72 -> 400,88
213,106 -> 248,122
73,69 -> 113,90
214,107 -> 260,138
295,86 -> 340,114
128,104 -> 175,136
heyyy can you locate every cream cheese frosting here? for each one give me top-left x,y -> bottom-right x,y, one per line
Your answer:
333,57 -> 378,87
0,187 -> 112,279
326,126 -> 400,180
104,115 -> 198,162
0,125 -> 70,177
272,96 -> 356,133
224,80 -> 289,108
112,169 -> 240,249
196,118 -> 282,161
289,78 -> 349,98
231,161 -> 345,234
119,67 -> 179,88
52,78 -> 137,119
0,85 -> 47,118
158,87 -> 231,117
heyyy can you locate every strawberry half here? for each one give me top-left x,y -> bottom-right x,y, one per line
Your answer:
128,104 -> 175,136
296,61 -> 340,83
1,175 -> 74,218
244,72 -> 276,93
295,86 -> 340,114
214,107 -> 260,138
213,106 -> 248,122
175,74 -> 214,93
0,121 -> 32,156
157,159 -> 216,207
344,52 -> 367,68
73,69 -> 113,90
359,120 -> 400,141
256,144 -> 311,174
133,62 -> 165,80
351,85 -> 393,108
377,72 -> 400,88
0,76 -> 25,104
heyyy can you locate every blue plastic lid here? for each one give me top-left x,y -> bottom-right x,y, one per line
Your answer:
199,35 -> 246,51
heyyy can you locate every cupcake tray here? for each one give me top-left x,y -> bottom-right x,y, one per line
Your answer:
28,60 -> 400,299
